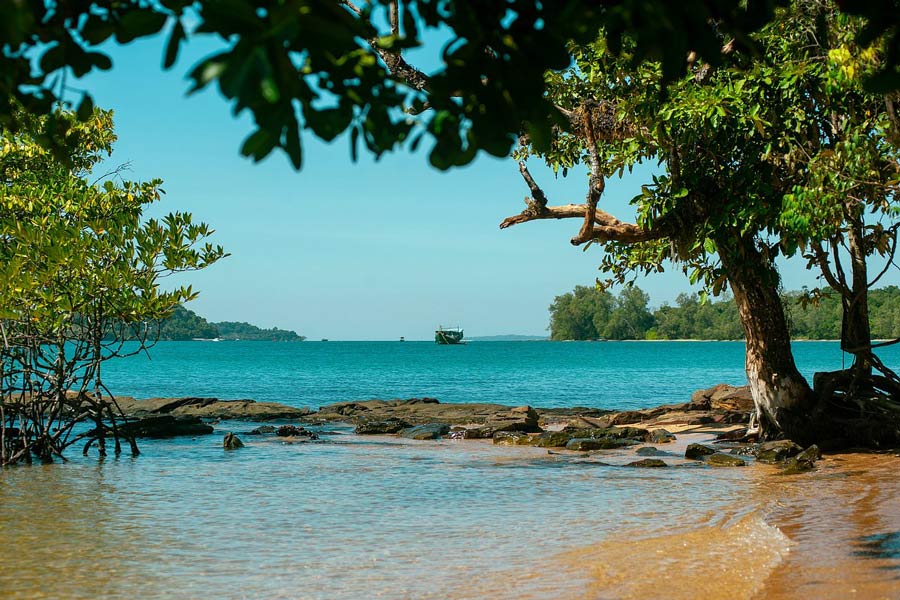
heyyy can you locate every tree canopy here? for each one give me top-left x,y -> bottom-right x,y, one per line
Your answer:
3,1 -> 899,169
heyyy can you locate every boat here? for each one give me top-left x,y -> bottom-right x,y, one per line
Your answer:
435,326 -> 465,345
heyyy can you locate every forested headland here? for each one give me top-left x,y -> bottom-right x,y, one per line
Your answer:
159,306 -> 305,341
549,285 -> 900,341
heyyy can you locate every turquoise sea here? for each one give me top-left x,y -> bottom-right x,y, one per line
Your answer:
4,341 -> 900,599
103,340 -> 899,410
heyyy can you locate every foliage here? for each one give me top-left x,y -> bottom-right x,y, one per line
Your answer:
548,285 -> 900,341
0,109 -> 225,465
214,320 -> 305,341
3,1 -> 899,169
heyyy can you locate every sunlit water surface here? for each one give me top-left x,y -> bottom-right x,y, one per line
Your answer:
2,341 -> 900,598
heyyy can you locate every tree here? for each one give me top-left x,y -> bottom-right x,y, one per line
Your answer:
502,3 -> 900,444
2,1 -> 900,169
0,109 -> 226,465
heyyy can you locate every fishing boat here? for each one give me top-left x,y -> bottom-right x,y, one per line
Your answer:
435,326 -> 465,345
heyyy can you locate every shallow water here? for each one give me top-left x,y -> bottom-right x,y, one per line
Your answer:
2,429 -> 899,599
4,341 -> 900,598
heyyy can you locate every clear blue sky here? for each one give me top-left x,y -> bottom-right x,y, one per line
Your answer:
77,35 -> 897,340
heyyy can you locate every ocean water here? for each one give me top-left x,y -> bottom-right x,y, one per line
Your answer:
3,341 -> 900,599
102,340 -> 899,410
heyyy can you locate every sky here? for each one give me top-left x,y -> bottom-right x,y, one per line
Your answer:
75,32 -> 899,340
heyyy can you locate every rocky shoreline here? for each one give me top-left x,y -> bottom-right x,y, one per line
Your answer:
104,384 -> 826,472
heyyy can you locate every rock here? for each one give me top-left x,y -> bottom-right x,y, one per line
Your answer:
248,425 -> 276,435
685,443 -> 717,460
117,415 -> 214,439
647,429 -> 675,444
460,426 -> 494,439
276,425 -> 307,437
782,445 -> 821,474
485,405 -> 542,433
354,419 -> 411,435
706,453 -> 746,467
691,384 -> 754,412
492,431 -> 532,446
624,458 -> 667,468
755,440 -> 804,464
400,423 -> 451,440
715,428 -> 748,441
223,432 -> 244,450
635,446 -> 664,456
531,431 -> 573,448
115,396 -> 311,421
566,437 -> 632,451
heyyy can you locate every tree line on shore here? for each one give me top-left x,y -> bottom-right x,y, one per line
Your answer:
156,306 -> 305,341
550,285 -> 900,342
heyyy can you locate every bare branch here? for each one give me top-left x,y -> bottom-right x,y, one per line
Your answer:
813,242 -> 848,294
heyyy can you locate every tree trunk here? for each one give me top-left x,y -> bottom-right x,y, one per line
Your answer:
716,234 -> 814,441
842,216 -> 873,378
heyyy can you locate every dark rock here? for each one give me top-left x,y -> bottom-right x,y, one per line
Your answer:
685,443 -> 717,460
248,425 -> 276,435
782,445 -> 821,474
223,432 -> 244,450
117,415 -> 213,439
567,437 -> 631,451
492,431 -> 532,446
755,440 -> 804,464
635,446 -> 664,456
531,431 -> 573,448
276,425 -> 308,437
706,453 -> 746,467
715,428 -> 749,441
400,423 -> 451,440
624,458 -> 668,468
647,429 -> 675,444
354,419 -> 411,435
461,426 -> 494,439
688,416 -> 715,425
485,405 -> 542,433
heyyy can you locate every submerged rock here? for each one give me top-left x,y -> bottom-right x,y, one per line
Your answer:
685,443 -> 717,460
782,445 -> 821,474
624,458 -> 668,468
400,423 -> 451,440
635,446 -> 665,456
531,431 -> 572,448
355,419 -> 411,435
492,431 -> 532,446
247,425 -> 276,435
223,432 -> 244,450
567,437 -> 631,451
755,440 -> 804,464
117,415 -> 213,439
706,453 -> 746,467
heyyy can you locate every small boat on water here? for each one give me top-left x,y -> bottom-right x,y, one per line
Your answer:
435,326 -> 465,345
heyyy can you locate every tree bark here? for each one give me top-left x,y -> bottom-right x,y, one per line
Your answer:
717,234 -> 814,440
842,216 -> 873,377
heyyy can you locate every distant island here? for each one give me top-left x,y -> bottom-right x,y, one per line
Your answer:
468,334 -> 548,342
156,305 -> 305,341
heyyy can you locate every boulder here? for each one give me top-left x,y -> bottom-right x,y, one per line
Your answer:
354,419 -> 411,435
223,432 -> 244,450
624,458 -> 667,468
248,425 -> 276,435
635,446 -> 665,456
485,405 -> 542,433
690,384 -> 754,412
566,437 -> 628,451
782,445 -> 821,474
400,423 -> 451,440
531,431 -> 573,448
706,453 -> 746,467
647,429 -> 675,444
755,440 -> 803,464
117,415 -> 213,439
685,443 -> 717,460
460,426 -> 494,439
492,431 -> 532,446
